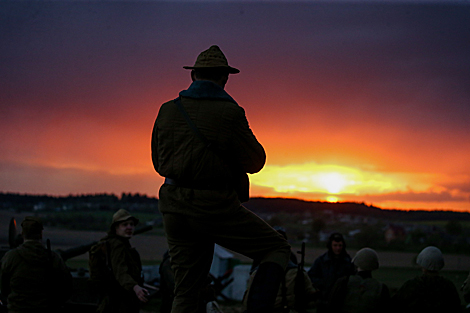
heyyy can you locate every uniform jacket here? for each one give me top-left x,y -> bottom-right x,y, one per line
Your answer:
307,251 -> 354,299
151,80 -> 266,216
0,240 -> 72,313
391,273 -> 462,313
328,272 -> 391,313
97,234 -> 144,313
107,235 -> 143,291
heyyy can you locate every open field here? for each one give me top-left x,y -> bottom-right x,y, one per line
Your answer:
2,210 -> 470,269
3,226 -> 470,269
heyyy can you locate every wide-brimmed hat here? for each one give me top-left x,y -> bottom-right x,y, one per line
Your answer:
416,246 -> 444,271
111,209 -> 139,227
353,248 -> 379,271
21,216 -> 44,238
183,45 -> 240,74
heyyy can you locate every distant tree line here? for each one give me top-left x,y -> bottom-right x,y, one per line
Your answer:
245,197 -> 470,222
0,192 -> 158,213
2,193 -> 470,253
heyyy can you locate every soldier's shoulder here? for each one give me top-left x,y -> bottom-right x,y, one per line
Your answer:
1,248 -> 19,265
2,247 -> 19,258
106,236 -> 128,250
159,99 -> 178,111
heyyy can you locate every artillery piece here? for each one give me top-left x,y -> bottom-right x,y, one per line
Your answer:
1,217 -> 154,313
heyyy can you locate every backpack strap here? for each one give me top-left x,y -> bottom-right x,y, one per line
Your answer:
105,240 -> 113,276
174,97 -> 212,149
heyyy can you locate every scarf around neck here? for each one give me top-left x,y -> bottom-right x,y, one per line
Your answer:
179,80 -> 237,104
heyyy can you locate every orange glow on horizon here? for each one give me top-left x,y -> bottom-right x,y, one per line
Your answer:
250,163 -> 427,196
248,162 -> 470,212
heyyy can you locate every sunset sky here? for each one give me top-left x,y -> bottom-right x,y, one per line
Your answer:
1,0 -> 469,212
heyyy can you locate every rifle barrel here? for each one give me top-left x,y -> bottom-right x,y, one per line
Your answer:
134,225 -> 153,236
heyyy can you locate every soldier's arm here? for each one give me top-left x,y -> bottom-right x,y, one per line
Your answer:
231,106 -> 266,174
0,253 -> 13,299
307,258 -> 325,289
109,241 -> 140,291
133,284 -> 149,303
151,116 -> 160,173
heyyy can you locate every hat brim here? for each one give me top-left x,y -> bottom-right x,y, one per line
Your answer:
112,216 -> 139,227
183,66 -> 240,74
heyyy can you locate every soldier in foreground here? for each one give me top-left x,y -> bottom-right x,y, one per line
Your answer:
152,45 -> 291,313
159,249 -> 224,313
0,216 -> 73,313
91,209 -> 149,313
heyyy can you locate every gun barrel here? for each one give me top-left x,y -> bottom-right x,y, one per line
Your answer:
58,242 -> 97,261
134,225 -> 153,236
57,225 -> 153,261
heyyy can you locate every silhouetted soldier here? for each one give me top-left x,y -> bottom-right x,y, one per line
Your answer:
94,209 -> 148,313
392,246 -> 462,313
0,216 -> 73,313
151,45 -> 291,313
307,232 -> 354,311
327,247 -> 390,313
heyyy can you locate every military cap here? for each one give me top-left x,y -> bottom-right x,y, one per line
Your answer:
111,209 -> 139,227
21,216 -> 44,238
183,45 -> 240,74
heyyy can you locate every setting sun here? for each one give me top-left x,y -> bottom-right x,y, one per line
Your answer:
317,172 -> 348,194
250,162 -> 434,199
326,196 -> 339,203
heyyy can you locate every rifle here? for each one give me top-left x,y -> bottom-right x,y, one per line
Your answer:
294,242 -> 307,313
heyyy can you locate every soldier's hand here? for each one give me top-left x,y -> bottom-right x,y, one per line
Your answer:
133,285 -> 149,303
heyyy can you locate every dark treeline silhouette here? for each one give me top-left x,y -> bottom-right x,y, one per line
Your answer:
245,197 -> 470,222
0,192 -> 157,203
2,193 -> 470,222
0,192 -> 158,213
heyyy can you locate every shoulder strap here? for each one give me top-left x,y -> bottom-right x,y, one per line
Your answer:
174,97 -> 212,149
105,240 -> 113,274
